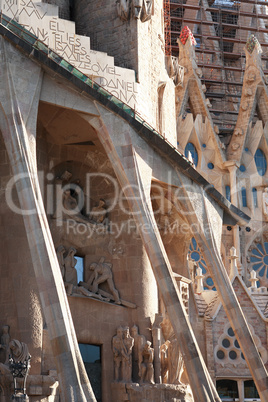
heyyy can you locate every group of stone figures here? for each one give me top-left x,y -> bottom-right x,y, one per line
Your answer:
116,0 -> 153,22
56,246 -> 121,303
112,326 -> 154,384
112,325 -> 186,385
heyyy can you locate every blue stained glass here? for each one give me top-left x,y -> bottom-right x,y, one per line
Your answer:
250,256 -> 262,263
252,188 -> 258,208
185,143 -> 198,166
191,251 -> 200,261
199,262 -> 207,274
265,242 -> 268,254
254,149 -> 267,176
225,185 -> 231,202
257,244 -> 264,254
202,143 -> 206,148
252,263 -> 263,271
245,147 -> 249,152
241,187 -> 247,207
208,162 -> 214,170
252,249 -> 261,256
263,255 -> 268,265
240,164 -> 246,172
192,238 -> 197,249
206,277 -> 214,286
258,266 -> 265,277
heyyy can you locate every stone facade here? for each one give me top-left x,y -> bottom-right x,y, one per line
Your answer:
0,1 -> 268,402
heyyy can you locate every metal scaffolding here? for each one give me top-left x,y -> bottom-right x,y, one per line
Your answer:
164,0 -> 172,55
170,0 -> 268,139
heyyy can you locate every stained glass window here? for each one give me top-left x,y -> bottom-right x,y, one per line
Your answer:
185,142 -> 198,166
254,149 -> 267,176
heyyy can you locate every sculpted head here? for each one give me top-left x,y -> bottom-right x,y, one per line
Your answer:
123,326 -> 130,338
117,326 -> 123,337
130,325 -> 138,337
90,263 -> 97,271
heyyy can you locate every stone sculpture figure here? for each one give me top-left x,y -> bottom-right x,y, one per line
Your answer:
89,199 -> 107,224
168,338 -> 184,385
9,339 -> 31,363
88,258 -> 121,304
64,246 -> 78,286
0,325 -> 11,364
121,327 -> 134,382
160,340 -> 170,384
140,341 -> 154,384
56,245 -> 104,300
263,188 -> 268,216
130,325 -> 146,381
187,256 -> 197,283
116,0 -> 130,21
112,326 -> 124,381
56,245 -> 66,278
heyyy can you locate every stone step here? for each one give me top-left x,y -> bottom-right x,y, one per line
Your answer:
0,0 -> 137,107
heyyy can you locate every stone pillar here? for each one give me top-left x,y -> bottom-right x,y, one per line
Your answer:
237,379 -> 244,402
224,161 -> 242,274
151,315 -> 162,384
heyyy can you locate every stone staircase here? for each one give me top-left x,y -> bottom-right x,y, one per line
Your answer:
0,0 -> 137,107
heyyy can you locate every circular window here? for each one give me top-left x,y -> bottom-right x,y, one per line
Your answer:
188,238 -> 216,291
208,162 -> 214,170
229,350 -> 237,360
185,143 -> 198,166
227,327 -> 235,337
250,241 -> 268,284
222,339 -> 230,348
234,340 -> 240,349
254,149 -> 267,176
217,350 -> 225,359
240,164 -> 246,172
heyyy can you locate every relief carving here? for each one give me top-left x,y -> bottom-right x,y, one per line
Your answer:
85,258 -> 121,304
56,246 -> 104,300
130,325 -> 146,381
140,341 -> 154,384
80,257 -> 136,308
234,128 -> 244,136
89,199 -> 107,224
112,326 -> 134,382
117,0 -> 153,22
116,0 -> 130,21
263,188 -> 268,217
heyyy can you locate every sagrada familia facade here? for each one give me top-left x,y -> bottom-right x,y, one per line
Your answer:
0,0 -> 267,401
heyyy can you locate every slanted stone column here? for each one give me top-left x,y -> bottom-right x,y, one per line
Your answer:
87,112 -> 221,402
0,38 -> 96,402
173,172 -> 268,401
